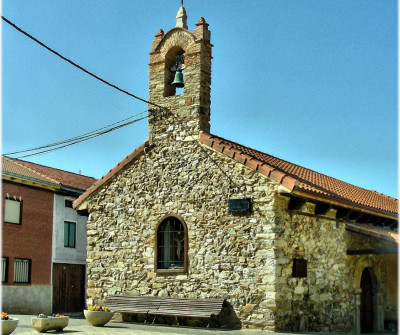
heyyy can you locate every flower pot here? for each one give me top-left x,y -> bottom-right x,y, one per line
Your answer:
31,316 -> 69,333
1,319 -> 19,335
84,310 -> 114,327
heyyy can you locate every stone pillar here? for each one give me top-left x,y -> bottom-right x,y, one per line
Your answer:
375,292 -> 384,331
353,288 -> 362,334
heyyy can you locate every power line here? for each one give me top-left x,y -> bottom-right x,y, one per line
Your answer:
2,15 -> 165,109
2,16 -> 244,194
5,111 -> 148,156
5,111 -> 151,158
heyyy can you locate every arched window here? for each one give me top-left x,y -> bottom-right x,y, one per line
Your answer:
155,216 -> 187,273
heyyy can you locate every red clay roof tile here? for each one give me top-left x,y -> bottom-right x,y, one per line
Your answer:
199,133 -> 398,216
72,132 -> 397,218
2,156 -> 96,191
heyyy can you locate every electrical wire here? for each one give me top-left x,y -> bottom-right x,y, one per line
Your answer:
2,15 -> 244,195
2,16 -> 165,109
5,110 -> 148,156
5,112 -> 150,159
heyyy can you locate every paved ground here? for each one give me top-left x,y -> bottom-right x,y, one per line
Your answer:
10,315 -> 395,335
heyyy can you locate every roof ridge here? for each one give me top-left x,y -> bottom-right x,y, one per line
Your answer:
200,132 -> 397,215
5,156 -> 96,180
3,156 -> 60,185
370,190 -> 398,201
207,133 -> 395,199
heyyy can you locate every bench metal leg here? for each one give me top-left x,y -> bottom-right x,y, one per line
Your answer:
144,312 -> 152,324
207,315 -> 220,328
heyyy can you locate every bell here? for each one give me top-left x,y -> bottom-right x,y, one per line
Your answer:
172,70 -> 184,88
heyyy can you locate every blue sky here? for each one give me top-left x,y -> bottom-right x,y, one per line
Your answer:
2,1 -> 398,198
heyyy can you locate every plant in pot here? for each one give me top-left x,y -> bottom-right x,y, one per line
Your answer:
84,306 -> 114,327
1,312 -> 19,335
31,313 -> 69,332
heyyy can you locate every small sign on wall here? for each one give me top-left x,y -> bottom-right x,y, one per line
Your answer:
228,198 -> 251,213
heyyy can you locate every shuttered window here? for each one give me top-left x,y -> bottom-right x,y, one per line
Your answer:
2,257 -> 8,283
14,258 -> 31,283
4,199 -> 22,224
64,221 -> 76,248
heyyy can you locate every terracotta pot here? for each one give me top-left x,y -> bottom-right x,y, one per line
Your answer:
31,316 -> 69,333
84,310 -> 114,327
1,319 -> 19,335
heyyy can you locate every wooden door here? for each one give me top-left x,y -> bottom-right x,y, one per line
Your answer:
360,268 -> 374,333
53,263 -> 85,313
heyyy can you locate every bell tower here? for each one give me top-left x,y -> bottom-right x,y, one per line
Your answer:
148,5 -> 212,139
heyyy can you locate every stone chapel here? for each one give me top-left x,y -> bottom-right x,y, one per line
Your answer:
74,5 -> 398,333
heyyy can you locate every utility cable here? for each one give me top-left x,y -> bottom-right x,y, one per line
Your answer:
5,112 -> 151,159
17,115 -> 148,158
5,110 -> 148,156
2,16 -> 244,194
2,16 -> 165,109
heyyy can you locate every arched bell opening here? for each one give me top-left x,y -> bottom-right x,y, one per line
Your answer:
164,46 -> 185,97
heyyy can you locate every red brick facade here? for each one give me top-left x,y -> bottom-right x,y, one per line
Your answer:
2,180 -> 53,285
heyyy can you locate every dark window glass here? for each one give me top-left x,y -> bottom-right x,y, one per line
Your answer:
14,258 -> 31,283
64,221 -> 76,248
65,199 -> 73,208
293,258 -> 307,278
2,257 -> 8,283
157,218 -> 185,270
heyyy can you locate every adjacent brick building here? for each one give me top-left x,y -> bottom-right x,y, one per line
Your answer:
2,156 -> 96,314
74,6 -> 398,333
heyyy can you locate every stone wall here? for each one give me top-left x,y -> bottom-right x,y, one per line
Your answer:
83,15 -> 397,332
85,122 -> 397,331
85,133 -> 283,329
384,254 -> 397,321
272,197 -> 353,332
345,230 -> 397,331
271,194 -> 396,332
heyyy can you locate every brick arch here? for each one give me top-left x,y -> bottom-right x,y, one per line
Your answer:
155,28 -> 196,56
152,29 -> 197,98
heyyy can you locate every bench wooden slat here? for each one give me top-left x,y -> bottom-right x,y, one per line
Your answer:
105,295 -> 226,321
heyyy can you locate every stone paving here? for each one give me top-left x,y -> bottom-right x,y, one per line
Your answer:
9,315 -> 272,334
10,315 -> 395,335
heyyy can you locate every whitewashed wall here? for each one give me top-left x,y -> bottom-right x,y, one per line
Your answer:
52,194 -> 87,264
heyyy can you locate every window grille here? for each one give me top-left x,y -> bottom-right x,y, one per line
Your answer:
14,258 -> 31,283
2,257 -> 8,283
4,199 -> 22,224
157,217 -> 185,270
64,221 -> 76,248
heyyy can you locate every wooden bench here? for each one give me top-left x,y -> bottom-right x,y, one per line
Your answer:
105,295 -> 226,327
